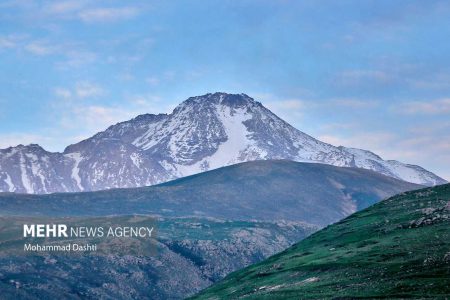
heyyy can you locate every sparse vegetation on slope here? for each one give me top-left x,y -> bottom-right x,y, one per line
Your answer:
193,184 -> 450,299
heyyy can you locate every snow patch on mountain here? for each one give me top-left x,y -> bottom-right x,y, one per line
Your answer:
209,105 -> 253,167
19,152 -> 33,193
4,173 -> 14,192
66,152 -> 83,190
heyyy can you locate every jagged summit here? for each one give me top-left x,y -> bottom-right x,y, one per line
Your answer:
173,92 -> 261,114
183,92 -> 256,103
0,92 -> 446,193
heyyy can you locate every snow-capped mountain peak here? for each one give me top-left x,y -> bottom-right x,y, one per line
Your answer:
0,92 -> 446,194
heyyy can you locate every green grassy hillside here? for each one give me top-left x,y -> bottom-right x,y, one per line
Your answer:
193,184 -> 450,299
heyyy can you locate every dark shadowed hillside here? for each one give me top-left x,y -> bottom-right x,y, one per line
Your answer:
0,160 -> 421,226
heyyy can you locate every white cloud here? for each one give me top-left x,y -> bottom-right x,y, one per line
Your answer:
0,34 -> 29,51
319,132 -> 396,154
261,99 -> 307,128
53,87 -> 72,99
331,98 -> 378,108
341,70 -> 389,81
0,92 -> 166,152
40,1 -> 142,24
117,72 -> 134,81
266,98 -> 306,114
53,81 -> 105,100
146,76 -> 160,86
5,36 -> 98,68
130,94 -> 161,106
75,81 -> 105,98
274,99 -> 306,110
57,94 -> 168,139
0,36 -> 16,49
406,74 -> 450,90
163,71 -> 176,80
45,0 -> 86,15
335,70 -> 392,86
394,98 -> 450,115
24,41 -> 56,55
78,7 -> 139,23
254,93 -> 308,110
56,49 -> 97,69
66,105 -> 135,130
320,122 -> 357,131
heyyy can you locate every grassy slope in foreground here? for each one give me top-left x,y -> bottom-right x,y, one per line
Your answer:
193,184 -> 450,299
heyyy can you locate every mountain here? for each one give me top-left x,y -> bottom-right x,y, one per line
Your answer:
193,184 -> 450,299
0,160 -> 421,226
0,215 -> 316,299
0,161 -> 422,299
0,92 -> 445,194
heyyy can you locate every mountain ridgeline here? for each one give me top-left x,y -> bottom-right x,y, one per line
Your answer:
0,160 -> 420,227
0,92 -> 445,194
193,184 -> 450,299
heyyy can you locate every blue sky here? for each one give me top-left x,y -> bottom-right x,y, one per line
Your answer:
0,0 -> 449,180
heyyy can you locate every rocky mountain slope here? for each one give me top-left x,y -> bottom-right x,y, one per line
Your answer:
0,160 -> 421,226
193,184 -> 450,299
0,92 -> 445,194
0,215 -> 316,299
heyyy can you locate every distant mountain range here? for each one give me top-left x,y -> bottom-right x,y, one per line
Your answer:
0,160 -> 421,298
0,92 -> 445,194
193,183 -> 450,299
